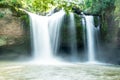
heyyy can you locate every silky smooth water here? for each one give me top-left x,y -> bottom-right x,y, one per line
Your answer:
28,13 -> 53,62
69,13 -> 78,60
85,16 -> 95,62
28,10 -> 65,64
49,10 -> 65,55
82,13 -> 101,63
28,10 -> 100,64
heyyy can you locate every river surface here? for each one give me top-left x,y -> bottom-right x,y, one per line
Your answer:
0,61 -> 120,80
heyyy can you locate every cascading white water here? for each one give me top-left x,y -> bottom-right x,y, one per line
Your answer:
82,14 -> 101,63
49,10 -> 65,55
28,10 -> 66,64
84,16 -> 96,62
28,13 -> 53,62
69,13 -> 78,60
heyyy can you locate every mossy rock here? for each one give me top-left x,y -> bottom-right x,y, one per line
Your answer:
0,38 -> 7,46
0,12 -> 4,18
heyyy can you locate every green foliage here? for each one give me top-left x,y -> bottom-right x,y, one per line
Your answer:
0,0 -> 84,14
83,0 -> 115,14
55,0 -> 83,14
114,0 -> 120,28
0,0 -> 22,16
20,14 -> 30,29
0,36 -> 7,46
21,0 -> 83,14
0,0 -> 21,8
31,0 -> 54,14
0,0 -> 116,15
0,12 -> 4,18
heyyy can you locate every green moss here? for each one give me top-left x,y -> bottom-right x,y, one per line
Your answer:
0,12 -> 4,18
0,38 -> 7,46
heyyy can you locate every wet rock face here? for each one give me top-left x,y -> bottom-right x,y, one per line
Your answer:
0,8 -> 30,57
117,29 -> 120,47
0,8 -> 24,46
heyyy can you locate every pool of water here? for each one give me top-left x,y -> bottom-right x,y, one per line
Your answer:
0,61 -> 120,80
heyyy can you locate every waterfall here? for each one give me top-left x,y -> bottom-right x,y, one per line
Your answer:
28,13 -> 53,62
85,16 -> 95,62
69,13 -> 78,60
83,15 -> 100,63
49,10 -> 65,55
28,8 -> 100,64
28,10 -> 65,64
